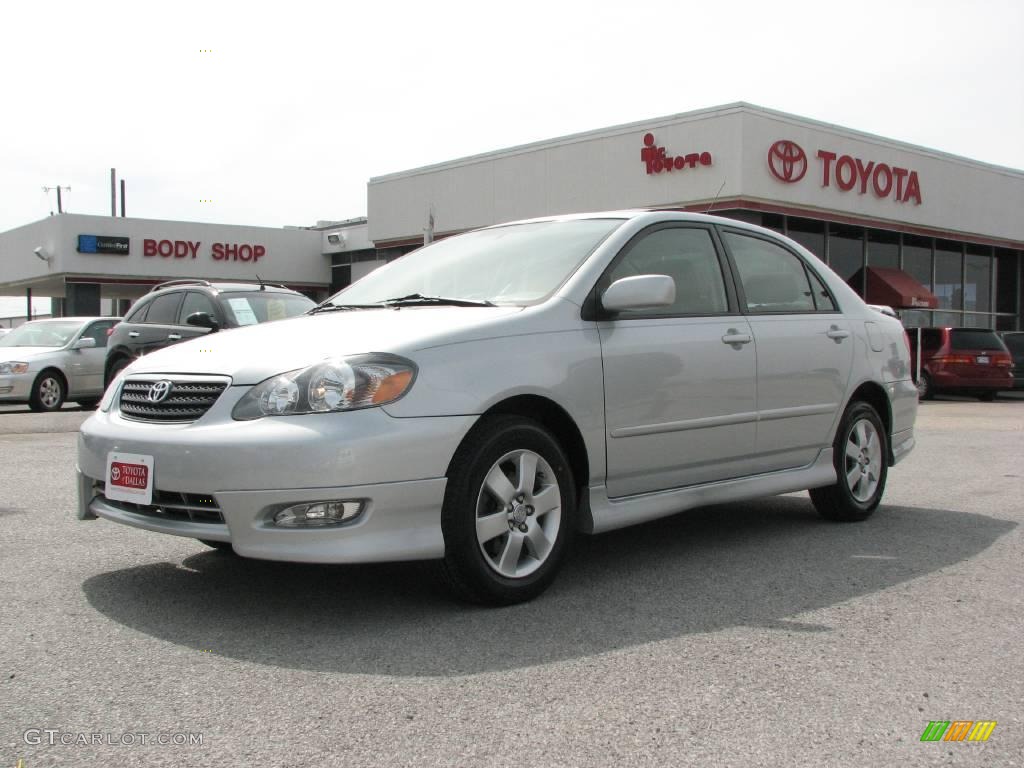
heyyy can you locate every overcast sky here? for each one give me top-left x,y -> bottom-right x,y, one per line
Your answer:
2,0 -> 1023,313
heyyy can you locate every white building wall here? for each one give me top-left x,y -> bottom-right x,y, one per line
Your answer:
368,103 -> 1024,247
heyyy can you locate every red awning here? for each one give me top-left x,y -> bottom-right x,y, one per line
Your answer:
859,267 -> 938,309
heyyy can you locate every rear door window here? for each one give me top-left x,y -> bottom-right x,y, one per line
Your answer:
722,231 -> 815,313
144,292 -> 184,325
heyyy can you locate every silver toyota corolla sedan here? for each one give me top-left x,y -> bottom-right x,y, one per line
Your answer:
78,211 -> 917,604
1,317 -> 121,411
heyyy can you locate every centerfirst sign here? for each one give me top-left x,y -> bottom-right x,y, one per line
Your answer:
77,234 -> 130,255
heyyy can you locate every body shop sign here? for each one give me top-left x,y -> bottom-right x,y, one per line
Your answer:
143,239 -> 266,262
768,139 -> 922,204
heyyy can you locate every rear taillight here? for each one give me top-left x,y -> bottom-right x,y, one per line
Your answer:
106,327 -> 115,337
932,354 -> 976,365
995,353 -> 1012,368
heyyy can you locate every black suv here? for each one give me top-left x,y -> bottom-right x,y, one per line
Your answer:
105,280 -> 316,384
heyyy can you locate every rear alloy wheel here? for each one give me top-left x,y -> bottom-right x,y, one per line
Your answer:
810,401 -> 888,522
28,370 -> 66,412
915,372 -> 933,400
438,415 -> 575,605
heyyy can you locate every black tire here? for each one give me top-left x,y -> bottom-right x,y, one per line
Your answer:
438,414 -> 576,605
105,357 -> 132,387
75,399 -> 101,410
28,370 -> 66,412
977,391 -> 997,402
199,539 -> 234,553
916,371 -> 933,400
810,401 -> 888,522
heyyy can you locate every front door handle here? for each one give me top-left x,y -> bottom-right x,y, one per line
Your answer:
826,325 -> 850,341
722,329 -> 752,346
167,334 -> 181,341
128,331 -> 140,338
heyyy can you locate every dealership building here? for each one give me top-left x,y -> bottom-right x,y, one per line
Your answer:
2,103 -> 1023,330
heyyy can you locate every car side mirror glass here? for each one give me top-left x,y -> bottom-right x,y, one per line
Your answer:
186,311 -> 219,330
601,275 -> 676,313
72,337 -> 97,349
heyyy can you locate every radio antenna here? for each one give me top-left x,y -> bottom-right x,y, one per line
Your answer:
704,179 -> 727,215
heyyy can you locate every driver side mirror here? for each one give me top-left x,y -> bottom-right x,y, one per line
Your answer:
186,311 -> 220,331
601,275 -> 676,313
72,337 -> 96,350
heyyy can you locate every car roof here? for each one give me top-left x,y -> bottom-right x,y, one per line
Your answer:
481,209 -> 783,239
148,282 -> 303,296
21,316 -> 118,324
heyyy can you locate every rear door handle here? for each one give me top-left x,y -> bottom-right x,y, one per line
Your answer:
167,334 -> 181,341
722,330 -> 752,345
826,326 -> 850,341
128,331 -> 140,338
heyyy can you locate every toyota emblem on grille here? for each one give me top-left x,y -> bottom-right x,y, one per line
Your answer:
146,380 -> 174,403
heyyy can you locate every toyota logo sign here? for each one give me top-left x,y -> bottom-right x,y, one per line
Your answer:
768,140 -> 808,183
146,380 -> 174,404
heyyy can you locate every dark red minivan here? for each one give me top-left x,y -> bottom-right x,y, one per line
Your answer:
906,327 -> 1012,400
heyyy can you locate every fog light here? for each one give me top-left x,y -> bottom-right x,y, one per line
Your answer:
273,500 -> 364,527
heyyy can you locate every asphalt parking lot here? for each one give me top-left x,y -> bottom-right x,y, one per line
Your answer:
1,396 -> 1021,767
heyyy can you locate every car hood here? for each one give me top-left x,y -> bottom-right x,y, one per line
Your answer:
0,346 -> 59,362
124,306 -> 525,384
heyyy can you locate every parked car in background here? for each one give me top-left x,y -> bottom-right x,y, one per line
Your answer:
79,211 -> 918,605
998,331 -> 1024,390
906,327 -> 1013,400
0,317 -> 120,411
105,280 -> 316,385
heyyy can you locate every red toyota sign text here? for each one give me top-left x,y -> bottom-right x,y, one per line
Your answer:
767,140 -> 922,205
641,133 -> 713,175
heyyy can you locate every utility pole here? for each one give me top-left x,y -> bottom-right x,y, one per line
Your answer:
42,185 -> 71,214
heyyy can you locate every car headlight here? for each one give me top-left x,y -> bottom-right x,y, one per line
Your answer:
232,354 -> 416,420
0,362 -> 29,375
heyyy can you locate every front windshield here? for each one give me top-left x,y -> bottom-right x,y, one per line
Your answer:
332,219 -> 624,306
220,292 -> 316,326
0,321 -> 83,348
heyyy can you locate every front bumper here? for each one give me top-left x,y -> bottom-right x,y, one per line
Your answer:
0,373 -> 33,402
77,382 -> 477,563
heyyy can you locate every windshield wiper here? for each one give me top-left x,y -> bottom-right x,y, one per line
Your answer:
307,302 -> 384,314
380,293 -> 495,308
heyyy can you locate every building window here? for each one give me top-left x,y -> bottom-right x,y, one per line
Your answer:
934,240 -> 963,311
867,229 -> 900,270
828,223 -> 864,284
900,310 -> 931,328
902,234 -> 933,289
995,248 -> 1019,316
964,245 -> 993,314
787,217 -> 826,260
761,213 -> 785,233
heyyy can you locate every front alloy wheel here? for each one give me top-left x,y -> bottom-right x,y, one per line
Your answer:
475,449 -> 562,579
29,371 -> 66,412
439,415 -> 575,605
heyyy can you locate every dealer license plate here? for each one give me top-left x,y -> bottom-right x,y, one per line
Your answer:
106,452 -> 154,506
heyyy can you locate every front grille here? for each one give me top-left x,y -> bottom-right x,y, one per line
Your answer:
119,379 -> 227,423
95,481 -> 224,524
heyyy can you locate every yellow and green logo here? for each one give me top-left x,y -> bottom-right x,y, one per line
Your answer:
920,720 -> 996,742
